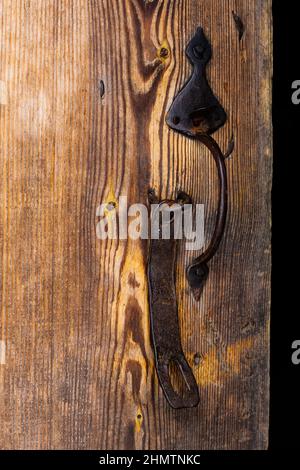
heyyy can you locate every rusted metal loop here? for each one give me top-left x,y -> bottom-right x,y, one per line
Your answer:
156,354 -> 200,409
186,133 -> 228,300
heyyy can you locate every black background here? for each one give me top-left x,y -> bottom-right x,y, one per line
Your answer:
271,0 -> 299,451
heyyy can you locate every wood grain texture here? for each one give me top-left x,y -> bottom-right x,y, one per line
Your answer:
0,0 -> 272,449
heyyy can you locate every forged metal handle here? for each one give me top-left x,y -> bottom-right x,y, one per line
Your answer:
148,27 -> 230,409
186,134 -> 228,301
165,27 -> 229,301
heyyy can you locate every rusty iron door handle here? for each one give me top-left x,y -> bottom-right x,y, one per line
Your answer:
148,27 -> 230,408
186,134 -> 227,301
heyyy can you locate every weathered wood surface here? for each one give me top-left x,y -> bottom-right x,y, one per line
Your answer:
0,0 -> 272,449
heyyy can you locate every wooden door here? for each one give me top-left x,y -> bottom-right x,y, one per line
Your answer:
0,0 -> 272,449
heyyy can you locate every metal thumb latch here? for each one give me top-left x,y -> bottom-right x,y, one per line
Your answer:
148,27 -> 230,408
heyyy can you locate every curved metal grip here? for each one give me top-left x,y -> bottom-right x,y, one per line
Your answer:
165,27 -> 229,301
186,134 -> 228,300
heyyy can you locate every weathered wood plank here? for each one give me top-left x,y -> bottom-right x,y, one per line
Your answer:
0,0 -> 272,449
